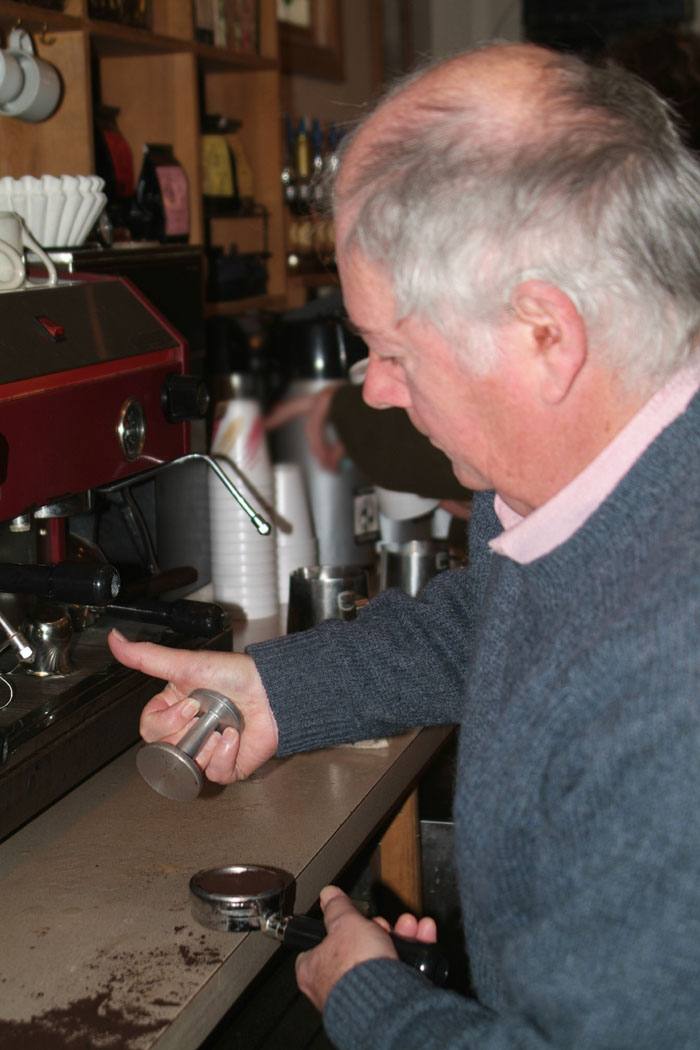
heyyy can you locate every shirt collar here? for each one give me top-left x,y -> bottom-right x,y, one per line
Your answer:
489,363 -> 700,565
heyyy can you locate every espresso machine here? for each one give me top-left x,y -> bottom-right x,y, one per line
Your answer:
0,273 -> 269,841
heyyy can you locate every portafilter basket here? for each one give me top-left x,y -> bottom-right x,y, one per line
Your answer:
189,863 -> 449,985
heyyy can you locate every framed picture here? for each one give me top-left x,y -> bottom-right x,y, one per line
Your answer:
277,0 -> 312,27
277,0 -> 343,80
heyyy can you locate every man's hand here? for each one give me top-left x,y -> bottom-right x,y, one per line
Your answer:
295,886 -> 438,1012
107,629 -> 278,784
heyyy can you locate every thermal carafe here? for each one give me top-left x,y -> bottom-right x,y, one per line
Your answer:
269,316 -> 376,568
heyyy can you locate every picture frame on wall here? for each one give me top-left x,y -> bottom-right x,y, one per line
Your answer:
277,0 -> 312,27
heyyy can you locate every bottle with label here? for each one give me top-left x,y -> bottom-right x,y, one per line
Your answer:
94,104 -> 135,238
228,132 -> 255,213
294,116 -> 311,214
201,115 -> 240,216
327,122 -> 341,174
281,113 -> 297,208
311,118 -> 323,177
132,142 -> 190,243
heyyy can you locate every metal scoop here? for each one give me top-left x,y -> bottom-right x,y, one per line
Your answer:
189,863 -> 449,985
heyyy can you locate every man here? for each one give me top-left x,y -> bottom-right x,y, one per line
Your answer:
109,42 -> 700,1049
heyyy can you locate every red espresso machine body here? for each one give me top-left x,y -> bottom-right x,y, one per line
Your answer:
0,275 -> 230,840
0,276 -> 188,527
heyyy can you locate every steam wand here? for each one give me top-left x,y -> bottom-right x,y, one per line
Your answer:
0,611 -> 34,664
97,454 -> 271,536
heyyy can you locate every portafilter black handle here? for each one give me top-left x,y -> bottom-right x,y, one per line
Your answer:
280,915 -> 449,986
105,598 -> 229,637
0,561 -> 120,605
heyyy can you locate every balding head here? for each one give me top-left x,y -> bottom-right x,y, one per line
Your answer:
330,42 -> 700,388
336,44 -> 555,213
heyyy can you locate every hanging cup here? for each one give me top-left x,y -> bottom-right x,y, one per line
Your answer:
0,210 -> 57,292
0,29 -> 61,124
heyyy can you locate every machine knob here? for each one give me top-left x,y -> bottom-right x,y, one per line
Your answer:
136,689 -> 244,801
161,373 -> 210,423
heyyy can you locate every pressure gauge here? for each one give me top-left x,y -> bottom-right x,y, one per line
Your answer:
117,398 -> 146,461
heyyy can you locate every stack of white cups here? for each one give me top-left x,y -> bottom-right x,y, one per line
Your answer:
208,399 -> 278,621
273,462 -> 318,627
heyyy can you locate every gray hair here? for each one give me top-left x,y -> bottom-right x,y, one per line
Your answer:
331,46 -> 700,386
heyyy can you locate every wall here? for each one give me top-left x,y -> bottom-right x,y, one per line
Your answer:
413,0 -> 522,57
279,0 -> 524,133
279,0 -> 378,131
280,0 -> 700,144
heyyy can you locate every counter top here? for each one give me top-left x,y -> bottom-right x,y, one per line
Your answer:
0,720 -> 450,1049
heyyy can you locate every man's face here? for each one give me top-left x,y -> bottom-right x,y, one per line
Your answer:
338,245 -> 541,515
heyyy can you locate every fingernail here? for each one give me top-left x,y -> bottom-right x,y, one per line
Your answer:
182,697 -> 201,719
110,628 -> 127,642
221,727 -> 239,746
319,885 -> 334,905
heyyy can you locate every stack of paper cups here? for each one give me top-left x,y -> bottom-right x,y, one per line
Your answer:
208,399 -> 278,621
273,462 -> 318,613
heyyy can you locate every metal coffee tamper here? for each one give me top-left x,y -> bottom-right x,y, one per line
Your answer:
136,689 -> 244,802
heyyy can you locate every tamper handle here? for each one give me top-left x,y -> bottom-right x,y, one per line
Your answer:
178,689 -> 244,757
177,707 -> 223,758
136,689 -> 244,801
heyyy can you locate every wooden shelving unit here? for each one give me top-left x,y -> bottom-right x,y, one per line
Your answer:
0,0 -> 287,306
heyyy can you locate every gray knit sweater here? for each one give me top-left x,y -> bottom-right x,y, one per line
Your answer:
247,386 -> 700,1049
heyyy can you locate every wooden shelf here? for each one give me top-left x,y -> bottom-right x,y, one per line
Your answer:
0,0 -> 287,304
0,1 -> 79,33
194,40 -> 277,73
87,22 -> 191,58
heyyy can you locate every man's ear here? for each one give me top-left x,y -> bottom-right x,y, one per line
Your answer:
509,280 -> 587,404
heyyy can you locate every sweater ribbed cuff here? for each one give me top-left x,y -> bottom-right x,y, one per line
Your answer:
324,959 -> 430,1050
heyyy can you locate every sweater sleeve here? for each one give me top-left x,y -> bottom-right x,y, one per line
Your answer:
323,560 -> 700,1050
246,492 -> 498,755
246,560 -> 476,754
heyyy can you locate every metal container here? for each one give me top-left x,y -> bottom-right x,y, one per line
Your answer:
379,540 -> 451,597
286,564 -> 369,633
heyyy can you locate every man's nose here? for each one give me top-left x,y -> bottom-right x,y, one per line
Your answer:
362,358 -> 411,410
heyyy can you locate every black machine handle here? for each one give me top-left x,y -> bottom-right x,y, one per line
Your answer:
0,561 -> 120,605
105,598 -> 228,637
281,915 -> 449,986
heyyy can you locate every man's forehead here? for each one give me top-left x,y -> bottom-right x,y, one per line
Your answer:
336,43 -> 554,204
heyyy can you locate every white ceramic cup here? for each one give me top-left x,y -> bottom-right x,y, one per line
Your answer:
0,29 -> 61,124
0,49 -> 22,106
375,485 -> 439,522
0,210 -> 58,292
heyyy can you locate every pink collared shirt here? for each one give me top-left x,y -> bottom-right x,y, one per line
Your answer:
490,363 -> 700,565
